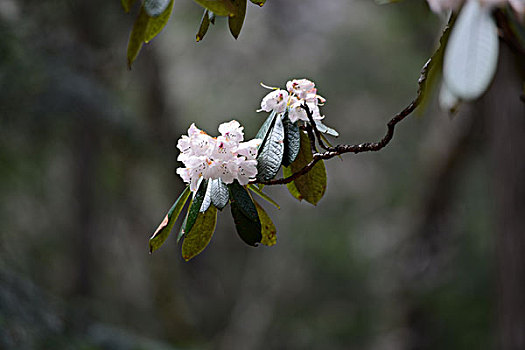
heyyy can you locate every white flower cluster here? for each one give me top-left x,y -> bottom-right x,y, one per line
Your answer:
259,78 -> 326,124
176,121 -> 262,191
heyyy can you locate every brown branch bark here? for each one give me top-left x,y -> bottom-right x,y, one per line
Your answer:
255,18 -> 454,186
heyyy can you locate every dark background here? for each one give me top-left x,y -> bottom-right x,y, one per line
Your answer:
1,0 -> 524,349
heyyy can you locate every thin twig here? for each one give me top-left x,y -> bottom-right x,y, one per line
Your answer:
256,20 -> 453,186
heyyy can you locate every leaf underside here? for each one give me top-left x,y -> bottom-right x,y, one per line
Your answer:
210,179 -> 230,210
192,0 -> 236,16
282,113 -> 300,167
256,115 -> 284,181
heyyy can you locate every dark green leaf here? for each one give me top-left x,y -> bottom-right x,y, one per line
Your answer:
184,179 -> 208,233
127,7 -> 149,69
121,0 -> 138,13
282,113 -> 300,167
228,0 -> 246,39
255,110 -> 277,144
254,201 -> 276,246
177,206 -> 189,243
144,0 -> 171,16
287,131 -> 327,205
229,182 -> 262,246
149,186 -> 191,253
228,182 -> 258,221
256,115 -> 284,181
210,179 -> 229,210
192,0 -> 236,16
230,203 -> 262,246
144,0 -> 174,43
247,184 -> 280,209
196,10 -> 211,42
249,0 -> 266,6
181,206 -> 217,261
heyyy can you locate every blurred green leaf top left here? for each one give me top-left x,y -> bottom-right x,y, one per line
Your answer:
123,0 -> 265,68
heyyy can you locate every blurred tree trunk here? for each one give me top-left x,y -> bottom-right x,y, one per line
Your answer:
486,45 -> 525,350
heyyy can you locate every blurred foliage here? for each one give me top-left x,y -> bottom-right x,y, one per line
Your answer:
0,0 -> 501,349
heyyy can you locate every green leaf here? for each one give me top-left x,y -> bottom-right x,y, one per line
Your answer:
443,0 -> 499,100
149,186 -> 191,253
126,0 -> 174,68
177,206 -> 189,243
184,179 -> 208,233
282,113 -> 300,167
121,0 -> 138,13
255,110 -> 277,144
127,7 -> 149,69
282,166 -> 303,201
181,206 -> 217,261
249,0 -> 266,6
228,0 -> 247,39
192,0 -> 236,16
196,10 -> 211,42
254,201 -> 276,247
286,131 -> 327,205
144,0 -> 174,43
229,182 -> 262,246
210,179 -> 229,210
144,0 -> 171,16
256,115 -> 284,181
247,184 -> 280,209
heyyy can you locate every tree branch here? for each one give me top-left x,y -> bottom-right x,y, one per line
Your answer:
256,19 -> 453,186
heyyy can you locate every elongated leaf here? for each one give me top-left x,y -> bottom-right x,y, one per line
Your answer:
287,131 -> 327,205
200,180 -> 213,212
192,0 -> 236,16
282,113 -> 300,167
229,182 -> 258,221
184,179 -> 208,233
228,0 -> 247,39
282,166 -> 303,201
256,115 -> 284,181
210,179 -> 229,210
181,206 -> 217,261
144,0 -> 174,43
255,110 -> 277,145
127,7 -> 149,69
121,0 -> 138,13
254,201 -> 276,247
229,182 -> 261,246
177,206 -> 189,243
196,10 -> 211,42
144,0 -> 171,16
314,120 -> 339,137
149,186 -> 191,253
443,0 -> 499,100
247,184 -> 280,209
127,0 -> 174,68
249,0 -> 266,6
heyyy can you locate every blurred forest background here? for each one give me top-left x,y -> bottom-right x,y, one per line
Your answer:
1,0 -> 524,349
